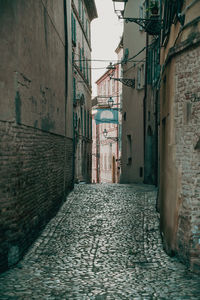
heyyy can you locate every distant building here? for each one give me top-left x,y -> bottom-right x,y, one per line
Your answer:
71,0 -> 97,183
0,0 -> 73,272
92,54 -> 122,183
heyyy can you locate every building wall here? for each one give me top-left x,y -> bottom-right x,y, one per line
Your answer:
120,0 -> 146,183
93,65 -> 121,184
99,124 -> 118,183
159,0 -> 200,272
72,0 -> 97,183
0,0 -> 73,272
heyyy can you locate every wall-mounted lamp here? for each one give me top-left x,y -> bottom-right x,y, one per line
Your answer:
108,97 -> 114,108
112,0 -> 162,36
106,62 -> 116,72
108,62 -> 135,88
103,129 -> 119,142
112,0 -> 127,17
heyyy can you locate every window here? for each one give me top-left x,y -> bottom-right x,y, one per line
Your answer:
82,5 -> 85,26
83,56 -> 85,78
139,6 -> 143,31
73,77 -> 76,104
147,48 -> 153,85
137,67 -> 141,89
162,0 -> 184,43
148,39 -> 160,86
81,107 -> 83,134
163,76 -> 167,104
127,135 -> 132,165
86,20 -> 89,38
90,115 -> 92,138
141,64 -> 145,88
82,48 -> 84,75
87,111 -> 89,138
79,47 -> 82,71
78,0 -> 82,19
84,109 -> 86,137
73,112 -> 78,129
86,60 -> 89,82
71,13 -> 76,45
148,111 -> 151,121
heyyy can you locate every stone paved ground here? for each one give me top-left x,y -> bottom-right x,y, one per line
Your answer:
0,184 -> 200,300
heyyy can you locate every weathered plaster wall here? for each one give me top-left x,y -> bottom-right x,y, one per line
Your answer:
0,0 -> 74,272
0,0 -> 68,135
121,0 -> 145,183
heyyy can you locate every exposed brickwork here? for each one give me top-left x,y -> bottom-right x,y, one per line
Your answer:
0,121 -> 74,272
174,45 -> 200,272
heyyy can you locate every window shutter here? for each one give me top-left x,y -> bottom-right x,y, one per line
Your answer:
81,107 -> 83,134
87,111 -> 89,138
71,13 -> 74,42
74,18 -> 76,44
83,56 -> 85,78
90,116 -> 92,139
139,6 -> 143,31
82,48 -> 84,75
84,109 -> 86,137
79,48 -> 82,71
137,67 -> 141,89
86,60 -> 89,82
73,77 -> 76,104
78,0 -> 81,18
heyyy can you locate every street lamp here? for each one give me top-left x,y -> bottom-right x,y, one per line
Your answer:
108,97 -> 114,108
103,129 -> 108,138
113,0 -> 162,36
106,62 -> 116,72
103,129 -> 119,142
112,0 -> 127,17
107,62 -> 135,89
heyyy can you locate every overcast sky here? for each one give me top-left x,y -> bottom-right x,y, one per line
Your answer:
91,0 -> 123,96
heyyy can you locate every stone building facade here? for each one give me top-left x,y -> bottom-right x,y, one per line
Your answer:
159,0 -> 200,272
0,0 -> 74,272
71,0 -> 97,183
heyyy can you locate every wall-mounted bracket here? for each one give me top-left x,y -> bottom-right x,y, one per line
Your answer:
111,77 -> 135,88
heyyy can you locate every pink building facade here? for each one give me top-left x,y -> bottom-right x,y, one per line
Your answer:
92,44 -> 123,183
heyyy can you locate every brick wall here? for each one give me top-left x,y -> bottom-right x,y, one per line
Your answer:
0,120 -> 73,272
174,45 -> 200,272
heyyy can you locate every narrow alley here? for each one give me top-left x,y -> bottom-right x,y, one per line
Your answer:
0,184 -> 199,300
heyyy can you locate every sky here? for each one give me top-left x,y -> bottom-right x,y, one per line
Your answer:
91,0 -> 123,97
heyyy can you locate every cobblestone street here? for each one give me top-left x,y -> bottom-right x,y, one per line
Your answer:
0,184 -> 200,299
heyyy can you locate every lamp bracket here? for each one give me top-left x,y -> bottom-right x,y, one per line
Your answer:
106,137 -> 119,142
120,17 -> 163,35
111,77 -> 135,88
